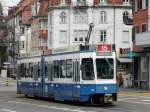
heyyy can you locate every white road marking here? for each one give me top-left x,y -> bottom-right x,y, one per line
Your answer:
118,96 -> 150,101
1,109 -> 17,112
142,100 -> 150,102
121,100 -> 150,105
8,101 -> 92,112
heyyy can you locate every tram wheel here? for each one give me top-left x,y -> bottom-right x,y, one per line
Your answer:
90,95 -> 104,105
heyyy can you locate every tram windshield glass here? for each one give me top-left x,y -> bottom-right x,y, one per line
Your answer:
96,58 -> 114,79
81,58 -> 95,80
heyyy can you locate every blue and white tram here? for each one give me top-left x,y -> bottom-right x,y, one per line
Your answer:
17,51 -> 117,104
17,56 -> 43,97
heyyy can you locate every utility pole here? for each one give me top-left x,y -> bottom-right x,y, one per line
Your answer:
113,0 -> 116,51
85,23 -> 94,46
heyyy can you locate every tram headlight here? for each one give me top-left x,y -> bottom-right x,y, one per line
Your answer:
103,86 -> 108,91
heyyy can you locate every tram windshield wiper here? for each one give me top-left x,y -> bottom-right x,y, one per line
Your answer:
105,58 -> 113,69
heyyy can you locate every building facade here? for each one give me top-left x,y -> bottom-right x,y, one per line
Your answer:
31,0 -> 49,54
48,0 -> 133,87
133,0 -> 150,89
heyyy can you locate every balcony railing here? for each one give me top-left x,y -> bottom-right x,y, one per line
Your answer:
72,0 -> 88,7
136,32 -> 150,47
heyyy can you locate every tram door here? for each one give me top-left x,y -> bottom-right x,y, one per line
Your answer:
73,60 -> 80,99
40,57 -> 45,97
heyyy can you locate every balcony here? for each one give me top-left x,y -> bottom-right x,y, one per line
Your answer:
136,32 -> 150,47
38,30 -> 48,38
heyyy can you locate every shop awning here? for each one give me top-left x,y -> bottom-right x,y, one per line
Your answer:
118,58 -> 133,63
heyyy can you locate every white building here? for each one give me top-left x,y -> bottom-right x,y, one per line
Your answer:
48,0 -> 133,54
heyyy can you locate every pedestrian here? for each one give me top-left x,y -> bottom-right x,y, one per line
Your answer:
119,73 -> 123,87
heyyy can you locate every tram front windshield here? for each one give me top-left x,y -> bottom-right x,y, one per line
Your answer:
96,58 -> 114,79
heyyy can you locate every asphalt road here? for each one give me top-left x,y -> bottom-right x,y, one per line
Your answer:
0,80 -> 150,112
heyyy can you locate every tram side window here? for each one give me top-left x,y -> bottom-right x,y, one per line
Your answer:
54,61 -> 60,78
38,62 -> 40,77
20,63 -> 24,77
23,63 -> 26,78
66,60 -> 73,78
59,60 -> 65,78
46,62 -> 53,81
81,58 -> 95,80
29,63 -> 33,78
47,62 -> 53,81
73,60 -> 80,82
25,63 -> 29,78
17,64 -> 21,80
45,62 -> 48,77
33,63 -> 39,80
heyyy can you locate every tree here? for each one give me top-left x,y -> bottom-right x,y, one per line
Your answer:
0,1 -> 7,69
0,2 -> 3,16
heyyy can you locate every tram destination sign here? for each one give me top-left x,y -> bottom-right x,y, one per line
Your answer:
97,44 -> 111,55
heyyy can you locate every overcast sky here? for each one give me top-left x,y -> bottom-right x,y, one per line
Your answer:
0,0 -> 21,15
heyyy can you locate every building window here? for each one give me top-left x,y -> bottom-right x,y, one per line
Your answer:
123,11 -> 129,18
100,11 -> 107,23
60,12 -> 67,24
134,0 -> 148,11
60,0 -> 66,5
138,0 -> 142,10
49,13 -> 52,25
122,31 -> 129,43
40,21 -> 47,28
20,27 -> 25,34
123,0 -> 129,3
40,38 -> 47,46
142,0 -> 146,9
20,41 -> 25,49
123,11 -> 129,21
135,26 -> 140,33
49,32 -> 52,45
74,9 -> 88,24
77,0 -> 87,6
59,30 -> 67,43
74,30 -> 88,42
134,0 -> 138,12
100,0 -> 107,4
141,24 -> 147,32
99,30 -> 106,42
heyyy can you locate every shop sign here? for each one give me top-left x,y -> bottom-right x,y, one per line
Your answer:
120,48 -> 130,54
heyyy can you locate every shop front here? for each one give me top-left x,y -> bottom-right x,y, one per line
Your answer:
117,48 -> 133,88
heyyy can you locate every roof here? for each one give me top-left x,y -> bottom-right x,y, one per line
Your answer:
38,0 -> 48,17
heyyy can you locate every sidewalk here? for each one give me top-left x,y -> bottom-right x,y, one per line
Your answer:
118,87 -> 150,93
0,77 -> 16,87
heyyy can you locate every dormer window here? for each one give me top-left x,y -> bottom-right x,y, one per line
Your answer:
60,0 -> 66,5
77,0 -> 86,6
100,0 -> 107,4
123,0 -> 129,3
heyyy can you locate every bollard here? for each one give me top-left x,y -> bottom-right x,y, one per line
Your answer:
5,78 -> 9,86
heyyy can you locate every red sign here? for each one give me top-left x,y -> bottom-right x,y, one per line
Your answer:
97,44 -> 111,53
